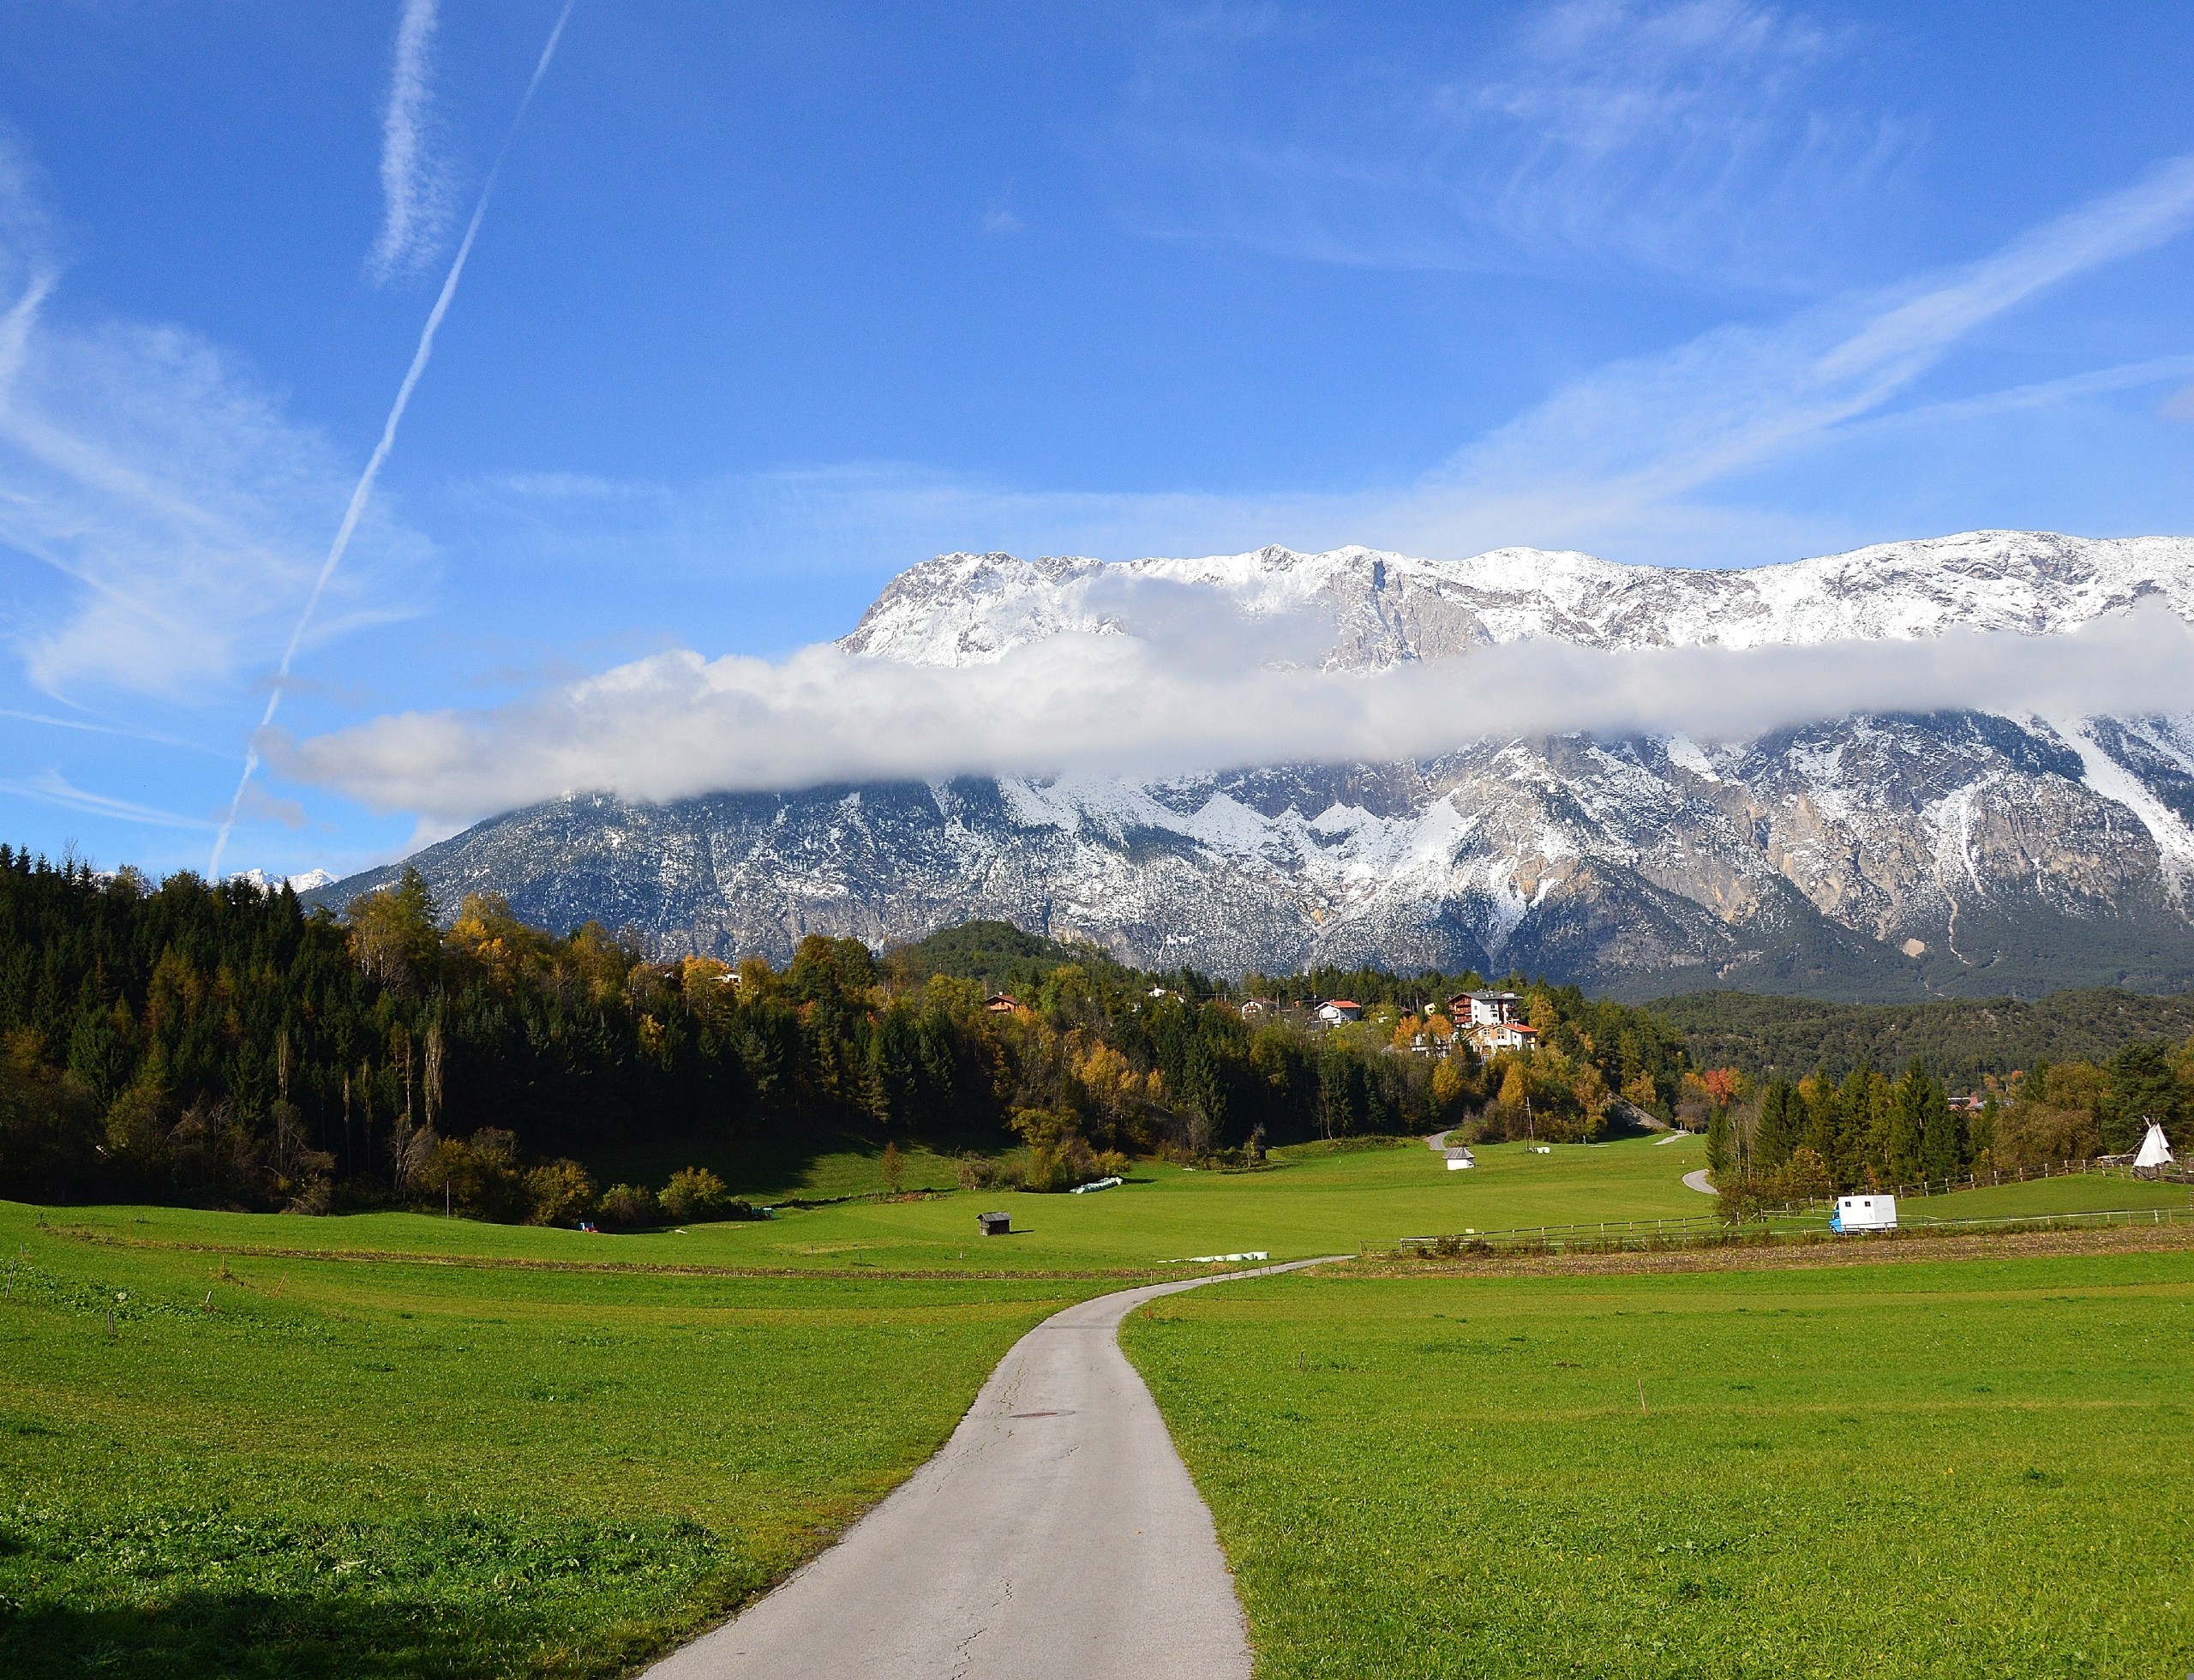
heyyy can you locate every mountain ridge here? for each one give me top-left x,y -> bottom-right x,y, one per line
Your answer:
318,530 -> 2194,1000
841,529 -> 2194,667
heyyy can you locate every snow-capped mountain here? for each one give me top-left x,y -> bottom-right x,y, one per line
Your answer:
233,867 -> 337,895
841,531 -> 2194,664
318,531 -> 2194,1000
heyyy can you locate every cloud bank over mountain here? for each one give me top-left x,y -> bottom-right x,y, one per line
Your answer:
281,535 -> 2194,826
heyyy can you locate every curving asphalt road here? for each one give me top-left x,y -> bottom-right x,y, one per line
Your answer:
643,1257 -> 1341,1680
1683,1167 -> 1716,1196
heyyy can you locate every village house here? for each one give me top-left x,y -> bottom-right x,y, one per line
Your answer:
1449,988 -> 1522,1026
1469,1018 -> 1537,1053
984,994 -> 1019,1013
1448,989 -> 1534,1053
1316,999 -> 1363,1025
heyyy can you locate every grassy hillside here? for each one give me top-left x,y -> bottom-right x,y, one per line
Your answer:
32,1134 -> 1717,1278
1902,1170 -> 2190,1222
1126,1248 -> 2194,1679
1648,985 -> 2194,1083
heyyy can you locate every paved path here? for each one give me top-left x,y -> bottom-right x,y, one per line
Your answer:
1683,1168 -> 1716,1196
1425,1130 -> 1452,1150
644,1257 -> 1341,1680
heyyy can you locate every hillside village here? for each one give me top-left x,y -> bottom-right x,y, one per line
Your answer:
1311,987 -> 1539,1055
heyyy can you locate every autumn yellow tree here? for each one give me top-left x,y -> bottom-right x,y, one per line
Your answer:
345,868 -> 440,994
1430,1054 -> 1467,1112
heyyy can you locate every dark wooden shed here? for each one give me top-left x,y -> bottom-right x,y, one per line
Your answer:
978,1211 -> 1011,1237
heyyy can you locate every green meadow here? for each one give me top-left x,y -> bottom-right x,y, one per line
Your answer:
1903,1169 -> 2190,1223
33,1132 -> 1720,1279
1124,1250 -> 2194,1679
0,1200 -> 1103,1679
4,1132 -> 2185,1677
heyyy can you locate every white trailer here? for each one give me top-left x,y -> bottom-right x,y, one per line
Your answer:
1832,1194 -> 1897,1233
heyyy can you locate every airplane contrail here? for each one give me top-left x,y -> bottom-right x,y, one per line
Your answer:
211,0 -> 577,877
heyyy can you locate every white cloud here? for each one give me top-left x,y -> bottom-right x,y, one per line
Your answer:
1108,0 -> 1909,284
0,139 -> 431,706
0,769 -> 214,831
368,0 -> 454,284
1384,153 -> 2194,552
470,151 -> 2194,578
0,297 -> 432,704
278,603 -> 2194,825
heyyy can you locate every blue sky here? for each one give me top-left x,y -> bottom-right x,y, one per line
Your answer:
1,0 -> 2191,881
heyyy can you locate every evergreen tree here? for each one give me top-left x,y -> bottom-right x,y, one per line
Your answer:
2103,1041 -> 2183,1155
1804,1072 -> 1857,1191
1885,1063 -> 1931,1186
1915,1067 -> 1963,1181
1706,1101 -> 1735,1179
1848,1067 -> 1892,1185
1753,1078 -> 1801,1169
0,843 -> 1707,1214
1969,1095 -> 1999,1163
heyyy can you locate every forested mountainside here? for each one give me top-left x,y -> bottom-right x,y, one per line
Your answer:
319,531 -> 2194,1000
1650,987 -> 2194,1085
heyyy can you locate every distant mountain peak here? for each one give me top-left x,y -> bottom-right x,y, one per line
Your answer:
838,531 -> 2194,671
231,867 -> 336,895
326,530 -> 2194,999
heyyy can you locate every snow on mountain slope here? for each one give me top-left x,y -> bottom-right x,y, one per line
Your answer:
324,531 -> 2194,999
231,867 -> 336,894
841,531 -> 2194,668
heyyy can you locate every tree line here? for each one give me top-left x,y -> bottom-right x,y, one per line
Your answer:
16,849 -> 2174,1227
1647,986 -> 2194,1087
1702,1037 -> 2192,1215
0,858 -> 1675,1221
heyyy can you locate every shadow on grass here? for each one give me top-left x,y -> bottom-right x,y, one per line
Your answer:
578,1124 -> 1012,1203
0,1509 -> 746,1680
3,1590 -> 572,1680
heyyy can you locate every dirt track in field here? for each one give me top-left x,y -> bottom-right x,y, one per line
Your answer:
1353,1219 -> 2194,1281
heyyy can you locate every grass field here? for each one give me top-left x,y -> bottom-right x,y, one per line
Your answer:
1903,1169 -> 2191,1223
10,1127 -> 2186,1677
1123,1246 -> 2194,1678
31,1134 -> 1718,1279
0,1200 -> 1106,1679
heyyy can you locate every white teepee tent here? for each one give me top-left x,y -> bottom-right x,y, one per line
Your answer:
2132,1121 -> 2175,1174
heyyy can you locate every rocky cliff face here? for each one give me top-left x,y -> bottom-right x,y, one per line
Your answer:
320,531 -> 2194,1000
